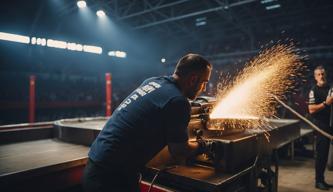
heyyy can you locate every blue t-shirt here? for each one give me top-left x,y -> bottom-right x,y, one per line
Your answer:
88,76 -> 191,171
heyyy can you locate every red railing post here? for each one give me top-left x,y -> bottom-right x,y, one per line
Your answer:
105,73 -> 112,116
29,75 -> 36,123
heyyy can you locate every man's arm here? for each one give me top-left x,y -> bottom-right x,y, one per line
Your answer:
326,87 -> 333,106
309,87 -> 333,114
167,141 -> 199,162
309,103 -> 327,114
163,96 -> 200,162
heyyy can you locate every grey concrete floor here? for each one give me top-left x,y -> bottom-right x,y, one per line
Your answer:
279,157 -> 333,192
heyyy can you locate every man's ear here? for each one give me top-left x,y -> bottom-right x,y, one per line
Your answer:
188,73 -> 198,86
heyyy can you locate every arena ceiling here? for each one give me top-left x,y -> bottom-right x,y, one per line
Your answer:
1,0 -> 333,58
64,0 -> 333,45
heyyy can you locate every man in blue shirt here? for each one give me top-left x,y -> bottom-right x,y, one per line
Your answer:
83,53 -> 212,192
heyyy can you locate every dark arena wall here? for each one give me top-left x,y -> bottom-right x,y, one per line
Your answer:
1,1 -> 333,192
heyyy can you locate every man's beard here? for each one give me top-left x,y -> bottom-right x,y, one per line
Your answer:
318,79 -> 327,86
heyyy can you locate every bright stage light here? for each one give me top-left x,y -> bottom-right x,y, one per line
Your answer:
161,58 -> 166,63
0,32 -> 30,44
75,44 -> 83,51
108,51 -> 115,56
31,37 -> 37,45
77,1 -> 87,8
41,38 -> 46,46
115,51 -> 126,58
36,38 -> 46,46
0,32 -> 119,57
67,43 -> 83,51
96,10 -> 106,17
108,51 -> 127,58
83,45 -> 102,54
67,42 -> 76,50
265,4 -> 281,10
47,39 -> 67,49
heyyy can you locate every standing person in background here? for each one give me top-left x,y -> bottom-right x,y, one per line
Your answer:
308,65 -> 333,190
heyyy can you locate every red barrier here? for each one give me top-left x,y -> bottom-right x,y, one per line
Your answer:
29,75 -> 36,123
105,73 -> 112,116
140,181 -> 170,192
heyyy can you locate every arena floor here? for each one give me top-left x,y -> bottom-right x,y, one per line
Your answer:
279,157 -> 333,192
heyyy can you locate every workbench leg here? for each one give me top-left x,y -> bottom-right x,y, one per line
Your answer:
249,166 -> 257,192
291,141 -> 295,160
273,149 -> 279,192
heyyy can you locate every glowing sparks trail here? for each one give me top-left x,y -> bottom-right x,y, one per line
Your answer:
210,43 -> 306,121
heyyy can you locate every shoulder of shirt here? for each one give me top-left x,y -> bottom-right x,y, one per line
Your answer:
142,76 -> 174,84
142,76 -> 160,84
170,95 -> 189,102
310,85 -> 316,91
166,95 -> 190,107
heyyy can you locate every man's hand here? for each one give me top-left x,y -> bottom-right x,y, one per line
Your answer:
168,141 -> 199,163
197,139 -> 220,154
326,96 -> 333,105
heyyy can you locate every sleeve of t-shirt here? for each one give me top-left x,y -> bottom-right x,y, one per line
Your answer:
163,96 -> 191,143
328,87 -> 333,98
308,89 -> 315,104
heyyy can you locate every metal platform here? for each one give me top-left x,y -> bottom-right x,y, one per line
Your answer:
0,139 -> 88,177
143,163 -> 255,192
0,116 -> 300,192
54,117 -> 107,146
0,119 -> 96,192
0,139 -> 89,192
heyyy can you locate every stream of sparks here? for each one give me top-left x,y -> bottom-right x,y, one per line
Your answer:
210,43 -> 306,124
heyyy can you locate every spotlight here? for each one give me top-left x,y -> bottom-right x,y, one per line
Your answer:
66,43 -> 83,52
31,37 -> 37,45
161,58 -> 166,63
75,44 -> 83,51
265,4 -> 281,10
83,45 -> 103,54
37,38 -> 41,45
77,1 -> 86,8
67,42 -> 77,50
108,51 -> 127,58
47,39 -> 67,49
96,10 -> 106,17
36,38 -> 46,46
0,32 -> 30,44
41,38 -> 46,46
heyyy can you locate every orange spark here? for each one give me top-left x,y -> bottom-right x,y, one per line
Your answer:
210,43 -> 306,123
